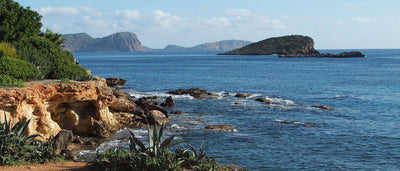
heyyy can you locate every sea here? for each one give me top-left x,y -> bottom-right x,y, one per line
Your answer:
73,49 -> 400,170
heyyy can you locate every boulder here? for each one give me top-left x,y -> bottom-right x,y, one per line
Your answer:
205,125 -> 236,132
148,110 -> 169,125
234,93 -> 251,98
106,77 -> 127,87
53,129 -> 74,154
160,96 -> 175,107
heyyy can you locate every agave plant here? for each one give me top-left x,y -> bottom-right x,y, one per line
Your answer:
0,115 -> 59,165
128,123 -> 186,157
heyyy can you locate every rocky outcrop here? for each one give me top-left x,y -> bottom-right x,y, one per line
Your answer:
62,32 -> 146,52
0,80 -> 140,141
106,77 -> 127,87
160,96 -> 175,107
167,88 -> 218,99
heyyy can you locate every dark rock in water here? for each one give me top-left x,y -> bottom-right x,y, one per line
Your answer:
170,110 -> 186,115
53,129 -> 74,154
106,77 -> 127,87
279,51 -> 365,58
311,105 -> 335,110
168,88 -> 218,99
255,98 -> 272,104
234,93 -> 252,98
160,96 -> 176,107
205,125 -> 236,132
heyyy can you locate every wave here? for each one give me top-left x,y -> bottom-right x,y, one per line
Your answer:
275,119 -> 317,127
128,90 -> 195,100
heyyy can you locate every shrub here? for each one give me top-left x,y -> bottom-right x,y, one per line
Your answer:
0,115 -> 61,166
0,74 -> 24,87
0,41 -> 19,58
93,124 -> 224,171
13,36 -> 89,80
0,56 -> 40,81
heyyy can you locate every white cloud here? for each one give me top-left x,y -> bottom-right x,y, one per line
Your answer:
114,10 -> 141,20
353,17 -> 371,23
223,9 -> 252,17
37,7 -> 81,17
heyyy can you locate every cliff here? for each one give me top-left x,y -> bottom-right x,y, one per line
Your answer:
62,32 -> 146,52
219,35 -> 319,55
0,79 -> 140,141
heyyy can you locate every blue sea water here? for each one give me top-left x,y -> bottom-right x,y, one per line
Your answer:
74,49 -> 400,170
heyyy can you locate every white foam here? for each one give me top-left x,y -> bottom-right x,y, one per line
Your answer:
129,90 -> 195,100
265,96 -> 295,105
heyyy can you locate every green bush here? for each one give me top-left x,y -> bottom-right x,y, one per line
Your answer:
0,41 -> 19,58
0,74 -> 24,87
0,56 -> 40,81
0,116 -> 61,166
13,36 -> 89,80
93,124 -> 224,171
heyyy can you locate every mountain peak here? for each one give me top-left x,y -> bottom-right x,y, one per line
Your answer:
62,32 -> 145,52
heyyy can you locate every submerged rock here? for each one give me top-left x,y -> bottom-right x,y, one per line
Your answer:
311,105 -> 335,110
255,98 -> 272,104
234,93 -> 252,98
205,125 -> 236,132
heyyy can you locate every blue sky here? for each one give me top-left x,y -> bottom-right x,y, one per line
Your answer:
16,0 -> 400,49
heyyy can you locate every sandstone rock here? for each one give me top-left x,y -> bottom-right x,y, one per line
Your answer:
148,110 -> 169,125
106,77 -> 127,87
53,129 -> 73,154
160,96 -> 175,107
109,97 -> 136,112
0,81 -> 123,141
205,125 -> 236,132
234,93 -> 252,98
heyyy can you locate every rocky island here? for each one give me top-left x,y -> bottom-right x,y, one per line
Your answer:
218,35 -> 365,58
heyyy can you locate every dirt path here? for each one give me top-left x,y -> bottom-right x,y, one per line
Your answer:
0,162 -> 95,171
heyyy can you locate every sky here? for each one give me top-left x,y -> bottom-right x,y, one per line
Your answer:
16,0 -> 400,49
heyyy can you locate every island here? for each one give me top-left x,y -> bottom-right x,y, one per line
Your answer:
218,35 -> 365,58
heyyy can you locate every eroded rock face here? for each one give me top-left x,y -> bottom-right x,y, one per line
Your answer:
0,81 -> 136,141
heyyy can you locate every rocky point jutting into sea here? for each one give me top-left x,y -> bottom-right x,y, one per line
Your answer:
0,77 -> 171,143
219,35 -> 366,58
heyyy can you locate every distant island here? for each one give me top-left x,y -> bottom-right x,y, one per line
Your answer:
62,32 -> 147,52
218,35 -> 365,58
163,40 -> 252,51
62,32 -> 251,52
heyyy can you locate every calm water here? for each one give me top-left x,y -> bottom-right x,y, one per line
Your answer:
74,49 -> 400,170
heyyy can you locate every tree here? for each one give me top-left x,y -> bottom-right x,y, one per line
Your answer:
38,29 -> 65,48
0,0 -> 42,42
